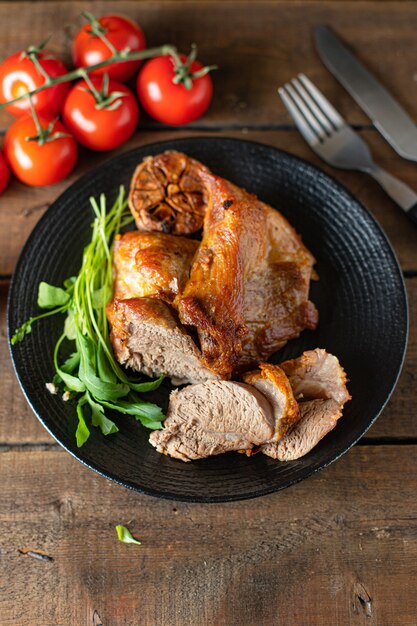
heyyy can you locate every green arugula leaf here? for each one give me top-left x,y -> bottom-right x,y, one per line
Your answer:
11,319 -> 33,344
60,352 -> 80,374
128,375 -> 165,393
137,418 -> 163,430
78,333 -> 129,401
38,282 -> 70,309
115,525 -> 141,545
53,352 -> 80,386
92,284 -> 112,309
63,276 -> 76,290
76,395 -> 90,447
87,393 -> 118,436
97,342 -> 117,384
129,401 -> 165,422
64,311 -> 76,340
59,370 -> 86,393
99,398 -> 164,429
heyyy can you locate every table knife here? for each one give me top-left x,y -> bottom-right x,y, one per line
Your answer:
314,24 -> 417,162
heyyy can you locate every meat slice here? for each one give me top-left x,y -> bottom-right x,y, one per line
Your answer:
243,363 -> 300,442
267,399 -> 343,461
280,348 -> 351,405
177,171 -> 318,379
106,297 -> 218,385
128,151 -> 209,234
112,231 -> 198,304
262,349 -> 350,460
149,380 -> 275,461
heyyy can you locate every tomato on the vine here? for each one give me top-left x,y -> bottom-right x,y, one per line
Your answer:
0,50 -> 69,118
62,76 -> 139,151
0,150 -> 10,194
4,115 -> 78,187
72,14 -> 146,82
137,51 -> 214,126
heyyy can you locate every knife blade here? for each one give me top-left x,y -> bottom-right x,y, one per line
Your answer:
314,24 -> 417,162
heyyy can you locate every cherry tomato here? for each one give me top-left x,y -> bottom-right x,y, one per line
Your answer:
72,14 -> 146,82
62,77 -> 139,151
0,150 -> 10,194
137,54 -> 213,125
0,51 -> 69,118
4,115 -> 78,187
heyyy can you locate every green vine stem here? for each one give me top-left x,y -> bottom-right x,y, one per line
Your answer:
25,96 -> 71,144
80,70 -> 127,111
171,43 -> 217,90
0,44 -> 178,110
81,12 -> 119,56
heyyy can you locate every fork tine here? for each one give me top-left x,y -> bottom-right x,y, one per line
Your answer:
284,83 -> 327,140
278,86 -> 319,146
291,77 -> 333,133
298,74 -> 345,129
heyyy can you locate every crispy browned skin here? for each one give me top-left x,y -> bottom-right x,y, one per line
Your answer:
128,151 -> 209,234
177,171 -> 318,379
243,363 -> 300,442
112,231 -> 198,304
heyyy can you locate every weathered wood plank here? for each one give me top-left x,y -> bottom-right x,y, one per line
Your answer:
0,283 -> 53,443
0,1 -> 416,131
1,277 -> 416,443
0,445 -> 416,625
1,128 -> 417,276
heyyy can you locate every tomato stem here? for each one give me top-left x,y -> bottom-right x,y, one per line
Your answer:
1,44 -> 178,110
170,44 -> 217,90
27,95 -> 44,142
25,95 -> 71,145
80,69 -> 103,101
82,12 -> 119,56
21,37 -> 53,85
80,70 -> 126,110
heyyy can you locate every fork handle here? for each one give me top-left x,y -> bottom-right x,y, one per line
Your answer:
406,203 -> 417,227
366,166 -> 417,223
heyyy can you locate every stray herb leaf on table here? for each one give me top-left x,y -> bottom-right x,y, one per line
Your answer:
12,186 -> 165,447
115,525 -> 142,545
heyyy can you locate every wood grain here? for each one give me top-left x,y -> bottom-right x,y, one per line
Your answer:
1,128 -> 417,276
1,277 -> 416,444
1,445 -> 416,626
0,1 -> 417,131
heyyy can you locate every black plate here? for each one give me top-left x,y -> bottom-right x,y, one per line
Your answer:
8,137 -> 408,503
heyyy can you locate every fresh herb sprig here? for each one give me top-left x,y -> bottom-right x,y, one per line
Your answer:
12,187 -> 165,447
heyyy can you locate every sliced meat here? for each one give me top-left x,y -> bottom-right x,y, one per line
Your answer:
280,348 -> 351,405
262,349 -> 350,461
128,151 -> 209,234
112,231 -> 198,304
149,380 -> 275,461
106,297 -> 218,385
243,363 -> 300,442
177,171 -> 317,379
262,399 -> 342,461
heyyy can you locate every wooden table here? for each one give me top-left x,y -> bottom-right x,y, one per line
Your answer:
1,2 -> 417,624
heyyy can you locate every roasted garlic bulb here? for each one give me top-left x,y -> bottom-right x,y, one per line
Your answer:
128,151 -> 209,235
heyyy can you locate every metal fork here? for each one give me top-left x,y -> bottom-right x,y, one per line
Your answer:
279,74 -> 417,225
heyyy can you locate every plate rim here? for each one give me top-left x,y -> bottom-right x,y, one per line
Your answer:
7,135 -> 409,503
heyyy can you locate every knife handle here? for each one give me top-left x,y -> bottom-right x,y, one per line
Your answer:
367,166 -> 417,225
406,204 -> 417,227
